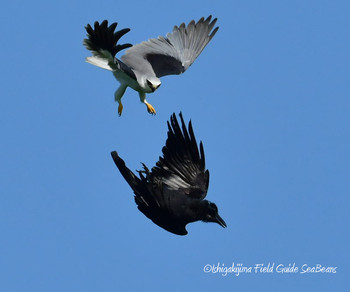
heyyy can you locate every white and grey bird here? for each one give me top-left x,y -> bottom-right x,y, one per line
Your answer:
83,16 -> 218,116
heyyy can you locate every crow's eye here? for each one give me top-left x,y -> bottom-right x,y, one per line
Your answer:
209,203 -> 218,212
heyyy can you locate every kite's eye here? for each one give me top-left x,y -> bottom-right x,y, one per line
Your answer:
146,79 -> 153,88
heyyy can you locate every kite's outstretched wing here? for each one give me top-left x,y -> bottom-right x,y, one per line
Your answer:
121,16 -> 218,77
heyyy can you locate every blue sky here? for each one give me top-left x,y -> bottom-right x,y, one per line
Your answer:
1,0 -> 349,291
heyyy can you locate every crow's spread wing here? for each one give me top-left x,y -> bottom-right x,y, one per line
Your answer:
150,113 -> 209,199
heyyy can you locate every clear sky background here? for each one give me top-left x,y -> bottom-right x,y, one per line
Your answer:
1,0 -> 349,291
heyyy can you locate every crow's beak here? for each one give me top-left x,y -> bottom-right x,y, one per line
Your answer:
215,214 -> 227,228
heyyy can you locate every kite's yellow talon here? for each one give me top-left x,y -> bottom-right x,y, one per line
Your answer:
146,103 -> 156,115
118,103 -> 123,116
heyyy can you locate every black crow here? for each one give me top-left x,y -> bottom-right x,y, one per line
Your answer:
111,113 -> 226,235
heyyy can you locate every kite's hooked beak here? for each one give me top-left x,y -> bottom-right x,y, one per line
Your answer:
147,79 -> 161,92
151,83 -> 161,92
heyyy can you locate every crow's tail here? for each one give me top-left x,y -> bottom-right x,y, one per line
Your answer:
111,151 -> 141,193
